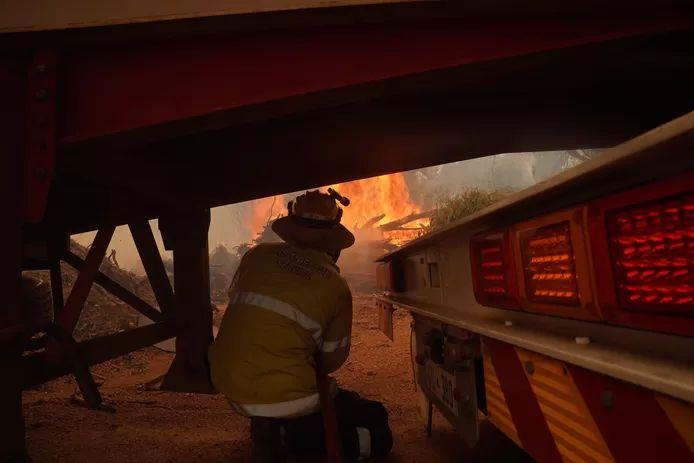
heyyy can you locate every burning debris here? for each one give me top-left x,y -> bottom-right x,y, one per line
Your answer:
224,173 -> 431,293
211,180 -> 502,300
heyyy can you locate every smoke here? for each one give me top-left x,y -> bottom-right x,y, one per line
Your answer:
71,222 -> 167,273
403,151 -> 587,208
70,197 -> 286,274
71,151 -> 596,273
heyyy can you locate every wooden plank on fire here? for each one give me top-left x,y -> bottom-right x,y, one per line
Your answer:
379,210 -> 433,231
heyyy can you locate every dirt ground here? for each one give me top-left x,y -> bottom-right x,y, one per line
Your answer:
24,293 -> 532,462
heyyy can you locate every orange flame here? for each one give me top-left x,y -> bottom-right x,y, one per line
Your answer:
328,173 -> 420,231
246,195 -> 282,238
246,172 -> 426,245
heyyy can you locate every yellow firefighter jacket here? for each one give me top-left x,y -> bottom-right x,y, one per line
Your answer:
208,242 -> 352,418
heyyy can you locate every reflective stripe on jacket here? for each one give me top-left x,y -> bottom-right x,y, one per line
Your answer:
208,242 -> 352,418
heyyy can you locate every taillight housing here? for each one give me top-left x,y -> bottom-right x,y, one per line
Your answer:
519,221 -> 580,306
609,195 -> 692,311
588,172 -> 694,335
470,231 -> 519,309
512,209 -> 598,319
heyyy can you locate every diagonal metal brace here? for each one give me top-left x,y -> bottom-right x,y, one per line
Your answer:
63,250 -> 164,323
55,227 -> 115,334
42,323 -> 103,410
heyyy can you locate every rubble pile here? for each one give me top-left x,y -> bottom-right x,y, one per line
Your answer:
209,244 -> 240,302
24,240 -> 157,342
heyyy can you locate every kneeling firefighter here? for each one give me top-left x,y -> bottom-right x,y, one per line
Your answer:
208,189 -> 393,461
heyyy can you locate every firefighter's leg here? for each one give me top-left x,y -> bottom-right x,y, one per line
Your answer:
334,389 -> 393,459
283,390 -> 393,460
282,409 -> 362,459
250,417 -> 286,463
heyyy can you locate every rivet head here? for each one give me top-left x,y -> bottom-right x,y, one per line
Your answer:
601,390 -> 615,409
35,167 -> 48,181
35,89 -> 48,101
35,63 -> 47,73
524,361 -> 535,375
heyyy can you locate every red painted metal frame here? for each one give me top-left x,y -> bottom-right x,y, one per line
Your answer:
569,364 -> 693,462
59,16 -> 691,144
586,171 -> 694,336
485,337 -> 694,463
0,53 -> 28,463
485,338 -> 563,463
23,49 -> 56,223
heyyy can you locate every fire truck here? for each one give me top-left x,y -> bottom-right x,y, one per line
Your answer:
375,116 -> 694,462
1,1 -> 693,461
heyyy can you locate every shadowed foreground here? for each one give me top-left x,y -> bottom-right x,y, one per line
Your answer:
24,293 -> 532,462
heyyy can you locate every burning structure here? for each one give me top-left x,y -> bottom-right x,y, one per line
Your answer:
235,173 -> 431,293
4,2 -> 692,459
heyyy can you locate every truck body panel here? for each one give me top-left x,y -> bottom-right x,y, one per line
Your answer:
377,113 -> 694,462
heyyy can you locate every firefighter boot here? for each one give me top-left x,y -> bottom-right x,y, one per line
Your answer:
250,417 -> 286,463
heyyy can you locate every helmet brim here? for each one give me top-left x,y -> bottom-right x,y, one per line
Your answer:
271,216 -> 355,252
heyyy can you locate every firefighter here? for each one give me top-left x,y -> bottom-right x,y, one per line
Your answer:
208,189 -> 393,462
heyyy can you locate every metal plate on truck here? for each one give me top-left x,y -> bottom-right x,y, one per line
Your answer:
411,318 -> 480,447
378,301 -> 394,341
425,361 -> 459,417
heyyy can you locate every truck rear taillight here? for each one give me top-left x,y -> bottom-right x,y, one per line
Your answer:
606,194 -> 693,313
519,221 -> 579,305
588,171 -> 694,335
470,231 -> 519,309
512,209 -> 598,319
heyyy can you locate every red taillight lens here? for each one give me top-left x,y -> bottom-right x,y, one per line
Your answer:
471,232 -> 519,309
519,221 -> 580,306
588,172 -> 693,335
606,193 -> 693,313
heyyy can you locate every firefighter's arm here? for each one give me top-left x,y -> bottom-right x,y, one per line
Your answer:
319,291 -> 353,374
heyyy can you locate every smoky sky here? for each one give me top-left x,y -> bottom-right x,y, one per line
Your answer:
72,150 -> 595,272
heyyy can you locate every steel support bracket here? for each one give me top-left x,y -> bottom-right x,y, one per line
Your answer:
23,49 -> 57,223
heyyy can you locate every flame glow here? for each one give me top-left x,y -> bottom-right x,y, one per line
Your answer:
246,172 -> 427,246
246,195 -> 281,238
328,173 -> 419,230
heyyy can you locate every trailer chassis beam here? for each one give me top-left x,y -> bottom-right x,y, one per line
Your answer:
21,321 -> 176,388
0,55 -> 28,462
